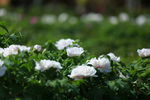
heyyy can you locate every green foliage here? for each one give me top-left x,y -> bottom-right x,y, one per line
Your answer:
0,25 -> 22,47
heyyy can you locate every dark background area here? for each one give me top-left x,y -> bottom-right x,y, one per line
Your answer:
0,0 -> 150,14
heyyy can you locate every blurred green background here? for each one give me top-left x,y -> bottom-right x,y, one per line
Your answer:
0,0 -> 150,63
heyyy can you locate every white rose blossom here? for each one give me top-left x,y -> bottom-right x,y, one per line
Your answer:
107,53 -> 120,62
0,60 -> 7,77
2,45 -> 31,57
137,48 -> 150,57
35,59 -> 62,72
55,39 -> 75,50
88,57 -> 111,73
68,65 -> 97,80
66,47 -> 84,57
34,45 -> 42,52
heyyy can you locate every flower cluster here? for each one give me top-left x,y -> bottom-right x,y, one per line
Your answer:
55,39 -> 74,50
35,59 -> 62,72
55,39 -> 84,57
68,52 -> 122,80
0,45 -> 31,57
0,44 -> 42,57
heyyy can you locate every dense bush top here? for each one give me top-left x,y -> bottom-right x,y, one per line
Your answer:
0,33 -> 150,100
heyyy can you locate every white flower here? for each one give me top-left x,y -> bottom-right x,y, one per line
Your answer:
137,48 -> 150,57
88,57 -> 100,67
119,13 -> 129,22
35,59 -> 62,72
66,47 -> 84,57
41,15 -> 57,24
55,39 -> 75,50
2,45 -> 31,57
58,13 -> 69,22
0,60 -> 7,77
3,45 -> 19,57
34,45 -> 42,52
17,45 -> 31,52
68,65 -> 97,80
0,48 -> 4,54
135,15 -> 146,26
109,16 -> 118,24
81,13 -> 103,22
0,8 -> 7,17
107,53 -> 120,62
88,57 -> 111,73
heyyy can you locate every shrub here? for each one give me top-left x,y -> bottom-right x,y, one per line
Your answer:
0,34 -> 150,100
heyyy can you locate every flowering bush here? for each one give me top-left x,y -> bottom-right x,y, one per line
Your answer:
0,34 -> 150,100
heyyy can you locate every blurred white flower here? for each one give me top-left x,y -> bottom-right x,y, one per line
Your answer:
2,45 -> 31,57
41,15 -> 57,24
3,45 -> 19,57
0,48 -> 4,54
34,45 -> 42,52
35,59 -> 62,72
107,53 -> 120,62
0,8 -> 7,17
58,13 -> 69,22
66,47 -> 84,57
88,57 -> 111,73
68,65 -> 97,80
135,15 -> 146,26
55,39 -> 75,50
137,48 -> 150,57
81,13 -> 103,22
109,16 -> 118,24
17,45 -> 31,52
88,57 -> 100,67
119,12 -> 129,22
0,60 -> 7,77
